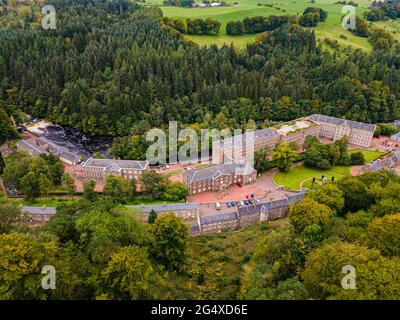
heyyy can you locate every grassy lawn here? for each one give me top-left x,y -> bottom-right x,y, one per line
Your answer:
349,149 -> 388,163
195,163 -> 209,169
373,20 -> 400,42
273,165 -> 351,190
165,169 -> 184,175
155,0 -> 380,50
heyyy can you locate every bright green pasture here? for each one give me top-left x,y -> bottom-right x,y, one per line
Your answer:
273,165 -> 351,190
349,149 -> 388,163
154,0 -> 379,49
373,20 -> 400,42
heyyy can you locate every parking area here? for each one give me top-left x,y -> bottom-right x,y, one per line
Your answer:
189,169 -> 294,205
199,195 -> 261,216
188,183 -> 265,204
155,163 -> 185,175
371,137 -> 399,152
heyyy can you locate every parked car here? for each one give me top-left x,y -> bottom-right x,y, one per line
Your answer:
251,193 -> 256,199
227,202 -> 232,208
240,201 -> 245,206
244,200 -> 251,205
216,202 -> 221,210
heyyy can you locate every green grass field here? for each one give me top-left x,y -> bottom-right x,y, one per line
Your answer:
374,20 -> 400,42
273,148 -> 388,190
166,169 -> 184,175
349,148 -> 387,163
153,0 -> 387,49
273,164 -> 351,190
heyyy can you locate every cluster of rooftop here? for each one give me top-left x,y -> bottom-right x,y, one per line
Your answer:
21,192 -> 305,235
307,114 -> 376,148
16,138 -> 81,165
190,192 -> 305,235
81,158 -> 149,191
188,115 -> 376,195
183,162 -> 256,195
362,149 -> 400,173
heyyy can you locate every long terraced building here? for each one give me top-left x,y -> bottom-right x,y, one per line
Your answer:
307,114 -> 376,148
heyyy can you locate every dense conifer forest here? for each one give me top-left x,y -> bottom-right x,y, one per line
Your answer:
1,0 -> 400,302
0,0 -> 400,139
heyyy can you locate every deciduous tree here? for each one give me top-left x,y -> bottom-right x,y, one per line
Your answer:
83,180 -> 97,202
62,173 -> 75,197
367,214 -> 400,256
272,143 -> 297,172
163,182 -> 188,202
150,213 -> 189,270
100,245 -> 157,299
289,198 -> 333,232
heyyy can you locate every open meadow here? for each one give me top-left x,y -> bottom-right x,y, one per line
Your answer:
149,0 -> 400,50
273,149 -> 386,190
273,164 -> 351,190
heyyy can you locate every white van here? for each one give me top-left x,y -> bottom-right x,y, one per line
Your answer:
215,202 -> 221,210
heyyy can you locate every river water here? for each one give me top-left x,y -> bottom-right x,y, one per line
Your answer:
30,122 -> 112,158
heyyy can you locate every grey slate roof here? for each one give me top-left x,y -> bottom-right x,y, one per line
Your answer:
185,163 -> 240,184
393,150 -> 400,161
308,114 -> 345,125
16,140 -> 47,156
267,198 -> 289,209
391,133 -> 400,142
287,192 -> 305,204
345,120 -> 376,132
20,206 -> 56,215
48,141 -> 60,153
59,149 -> 81,162
220,128 -> 279,148
190,224 -> 201,234
36,136 -> 49,146
308,114 -> 375,132
200,212 -> 238,224
238,195 -> 303,217
21,203 -> 198,216
238,203 -> 263,216
83,158 -> 149,171
370,161 -> 384,172
254,128 -> 280,139
387,157 -> 396,167
128,203 -> 199,213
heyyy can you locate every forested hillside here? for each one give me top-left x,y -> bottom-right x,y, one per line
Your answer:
0,170 -> 399,299
0,0 -> 400,138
